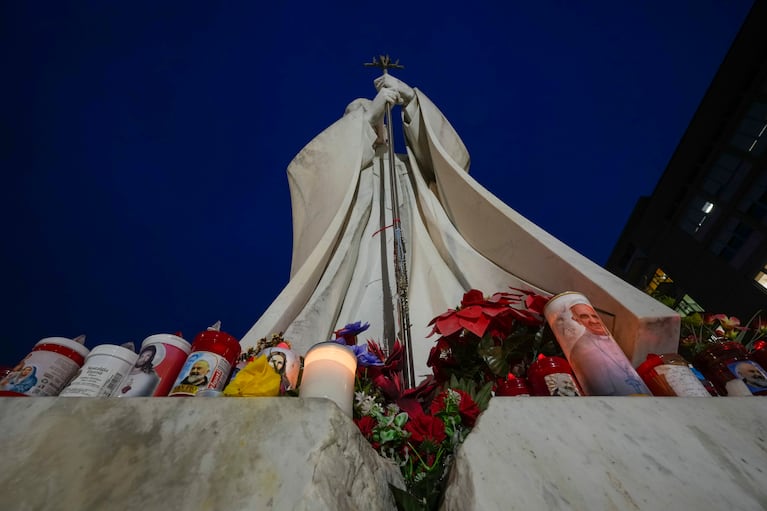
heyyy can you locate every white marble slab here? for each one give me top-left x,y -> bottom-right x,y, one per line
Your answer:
0,397 -> 403,511
3,396 -> 765,511
442,397 -> 767,511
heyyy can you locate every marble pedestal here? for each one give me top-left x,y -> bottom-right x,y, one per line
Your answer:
442,397 -> 767,511
2,396 -> 765,511
0,397 -> 403,511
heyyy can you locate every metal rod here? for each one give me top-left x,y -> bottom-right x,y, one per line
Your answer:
384,101 -> 416,389
365,55 -> 416,389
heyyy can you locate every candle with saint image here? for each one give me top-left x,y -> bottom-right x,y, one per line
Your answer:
543,291 -> 651,396
299,342 -> 357,417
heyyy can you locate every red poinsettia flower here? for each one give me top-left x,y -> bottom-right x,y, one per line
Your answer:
405,411 -> 447,445
460,288 -> 487,306
426,337 -> 461,383
431,388 -> 482,427
428,289 -> 547,340
427,301 -> 494,339
506,287 -> 550,316
524,293 -> 549,315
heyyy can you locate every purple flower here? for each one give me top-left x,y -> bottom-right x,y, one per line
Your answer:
351,344 -> 384,367
334,321 -> 370,338
334,321 -> 371,346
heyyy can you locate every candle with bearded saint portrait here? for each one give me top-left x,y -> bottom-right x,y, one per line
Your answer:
116,333 -> 192,397
169,322 -> 240,397
543,292 -> 650,396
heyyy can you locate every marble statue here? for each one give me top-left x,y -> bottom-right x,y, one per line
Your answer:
241,73 -> 679,380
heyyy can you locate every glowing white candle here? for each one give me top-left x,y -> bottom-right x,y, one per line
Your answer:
299,342 -> 357,417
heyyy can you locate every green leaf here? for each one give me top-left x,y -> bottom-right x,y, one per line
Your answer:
389,484 -> 429,511
477,336 -> 509,376
379,430 -> 397,443
474,380 -> 494,411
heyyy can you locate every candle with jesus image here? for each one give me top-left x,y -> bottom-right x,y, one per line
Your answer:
543,292 -> 651,396
299,342 -> 357,417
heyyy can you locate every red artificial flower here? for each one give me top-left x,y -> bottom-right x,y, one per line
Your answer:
426,337 -> 460,383
361,339 -> 405,400
524,292 -> 550,316
366,339 -> 404,374
460,289 -> 486,306
506,287 -> 550,316
398,375 -> 440,416
484,313 -> 515,339
405,412 -> 447,445
431,388 -> 482,427
427,303 -> 492,338
506,307 -> 545,327
428,289 -> 547,340
355,415 -> 376,439
427,308 -> 462,337
372,373 -> 402,401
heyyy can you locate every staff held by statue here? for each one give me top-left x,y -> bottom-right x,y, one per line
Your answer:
364,55 -> 416,389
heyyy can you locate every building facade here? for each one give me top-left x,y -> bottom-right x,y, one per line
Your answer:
606,2 -> 767,319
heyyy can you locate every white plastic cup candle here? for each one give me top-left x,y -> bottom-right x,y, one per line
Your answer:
299,342 -> 357,417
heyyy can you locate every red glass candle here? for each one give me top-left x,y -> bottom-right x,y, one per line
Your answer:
693,341 -> 767,396
495,375 -> 531,396
749,340 -> 767,371
526,356 -> 582,396
637,353 -> 710,397
169,328 -> 241,397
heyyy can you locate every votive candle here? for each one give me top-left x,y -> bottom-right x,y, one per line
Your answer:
299,342 -> 357,417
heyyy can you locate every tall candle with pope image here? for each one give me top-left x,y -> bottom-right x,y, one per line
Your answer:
543,292 -> 651,396
299,342 -> 357,417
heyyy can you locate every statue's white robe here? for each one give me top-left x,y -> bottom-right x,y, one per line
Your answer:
241,89 -> 679,380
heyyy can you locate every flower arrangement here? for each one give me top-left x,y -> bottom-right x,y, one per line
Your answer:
353,343 -> 490,511
426,288 -> 559,388
348,287 -> 553,510
678,310 -> 767,360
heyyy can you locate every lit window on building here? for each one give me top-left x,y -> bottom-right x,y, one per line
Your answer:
755,265 -> 767,292
679,195 -> 718,237
730,102 -> 767,155
676,294 -> 705,316
644,268 -> 671,295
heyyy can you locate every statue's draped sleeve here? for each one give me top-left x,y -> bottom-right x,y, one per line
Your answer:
287,108 -> 377,277
401,90 -> 679,367
240,109 -> 376,340
403,89 -> 470,179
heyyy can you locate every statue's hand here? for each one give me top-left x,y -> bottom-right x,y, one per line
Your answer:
365,87 -> 400,126
374,74 -> 415,104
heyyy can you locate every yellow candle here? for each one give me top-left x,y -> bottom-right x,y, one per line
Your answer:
299,342 -> 357,417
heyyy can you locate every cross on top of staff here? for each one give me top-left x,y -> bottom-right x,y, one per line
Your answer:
363,55 -> 404,74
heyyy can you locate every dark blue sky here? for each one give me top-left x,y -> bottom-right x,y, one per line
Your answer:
0,1 -> 755,364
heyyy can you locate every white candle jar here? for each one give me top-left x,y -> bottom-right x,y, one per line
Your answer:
299,342 -> 357,417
